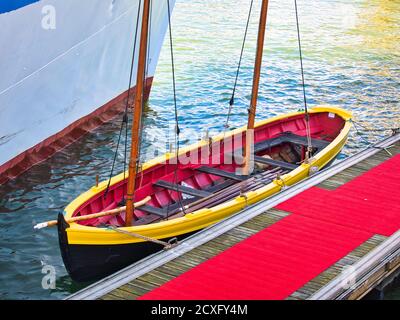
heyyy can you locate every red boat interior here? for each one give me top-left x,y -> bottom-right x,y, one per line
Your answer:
72,112 -> 345,227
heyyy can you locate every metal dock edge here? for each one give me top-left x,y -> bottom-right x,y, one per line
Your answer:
309,229 -> 400,300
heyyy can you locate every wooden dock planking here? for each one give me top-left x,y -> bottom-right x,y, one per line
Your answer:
69,134 -> 400,301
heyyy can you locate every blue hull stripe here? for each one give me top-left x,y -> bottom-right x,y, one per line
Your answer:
0,0 -> 40,14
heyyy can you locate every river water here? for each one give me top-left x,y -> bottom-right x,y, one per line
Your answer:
0,0 -> 399,300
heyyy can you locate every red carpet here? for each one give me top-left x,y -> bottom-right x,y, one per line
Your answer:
139,154 -> 400,300
140,215 -> 370,300
276,154 -> 400,237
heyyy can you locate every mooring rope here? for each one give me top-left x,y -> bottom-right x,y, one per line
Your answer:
351,119 -> 399,155
106,225 -> 178,250
351,119 -> 399,134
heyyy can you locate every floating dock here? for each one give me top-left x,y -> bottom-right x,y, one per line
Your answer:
67,133 -> 400,300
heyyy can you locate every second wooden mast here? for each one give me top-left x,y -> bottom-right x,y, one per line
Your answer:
126,0 -> 151,226
244,0 -> 270,175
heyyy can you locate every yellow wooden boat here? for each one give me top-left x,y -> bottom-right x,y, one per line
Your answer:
55,105 -> 351,281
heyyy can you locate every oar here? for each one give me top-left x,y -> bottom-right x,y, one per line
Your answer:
181,168 -> 281,210
34,196 -> 151,230
165,167 -> 282,217
183,169 -> 284,214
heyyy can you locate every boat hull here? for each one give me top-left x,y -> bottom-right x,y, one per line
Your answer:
0,0 -> 175,184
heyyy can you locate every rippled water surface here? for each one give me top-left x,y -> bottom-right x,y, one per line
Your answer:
0,0 -> 399,299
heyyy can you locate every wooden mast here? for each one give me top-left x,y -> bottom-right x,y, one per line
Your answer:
243,0 -> 269,175
125,0 -> 151,226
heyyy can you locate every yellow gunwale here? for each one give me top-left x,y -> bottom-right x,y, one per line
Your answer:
64,105 -> 352,245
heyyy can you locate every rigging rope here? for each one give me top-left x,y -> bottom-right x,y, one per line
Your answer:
166,0 -> 186,218
104,119 -> 125,200
104,0 -> 142,200
224,0 -> 254,134
167,1 -> 180,138
123,0 -> 143,203
123,0 -> 144,203
294,0 -> 313,161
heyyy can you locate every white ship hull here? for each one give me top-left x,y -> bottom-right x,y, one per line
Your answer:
0,0 -> 174,184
